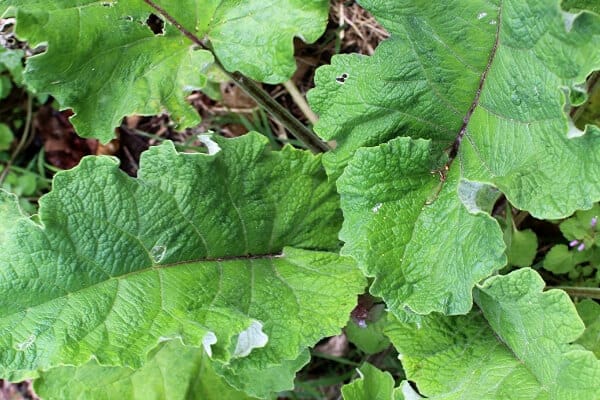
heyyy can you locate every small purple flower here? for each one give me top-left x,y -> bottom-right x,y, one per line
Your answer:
591,216 -> 598,229
577,242 -> 586,252
569,239 -> 580,247
357,319 -> 367,328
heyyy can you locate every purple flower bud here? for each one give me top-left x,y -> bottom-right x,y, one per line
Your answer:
591,216 -> 598,228
357,319 -> 367,328
577,242 -> 586,252
569,239 -> 580,247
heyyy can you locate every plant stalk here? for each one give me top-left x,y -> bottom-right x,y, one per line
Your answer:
282,79 -> 318,124
549,286 -> 600,300
142,0 -> 330,153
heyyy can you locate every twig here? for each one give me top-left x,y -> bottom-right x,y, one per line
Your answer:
0,94 -> 33,185
549,286 -> 600,300
282,80 -> 318,124
142,0 -> 330,153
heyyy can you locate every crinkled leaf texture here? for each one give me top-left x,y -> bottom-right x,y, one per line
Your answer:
314,0 -> 600,316
34,340 -> 257,400
386,268 -> 600,399
0,133 -> 365,398
338,137 -> 505,315
4,0 -> 328,141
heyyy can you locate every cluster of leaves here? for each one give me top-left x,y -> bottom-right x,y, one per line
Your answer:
1,0 -> 600,399
0,25 -> 49,213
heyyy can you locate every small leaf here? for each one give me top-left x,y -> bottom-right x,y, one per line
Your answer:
544,244 -> 578,274
559,204 -> 600,240
506,227 -> 538,268
341,363 -> 396,400
345,305 -> 390,355
0,123 -> 14,152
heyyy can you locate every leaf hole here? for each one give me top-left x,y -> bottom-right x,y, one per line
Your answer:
335,72 -> 349,84
146,13 -> 165,35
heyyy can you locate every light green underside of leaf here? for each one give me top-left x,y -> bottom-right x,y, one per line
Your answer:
309,0 -> 600,219
34,340 -> 258,400
386,268 -> 600,400
0,133 -> 366,394
338,137 -> 506,316
7,0 -> 328,141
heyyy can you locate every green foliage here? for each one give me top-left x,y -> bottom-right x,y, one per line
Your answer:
387,269 -> 600,399
0,133 -> 365,396
34,341 -> 257,400
315,0 -> 600,317
345,305 -> 390,355
1,0 -> 600,399
0,123 -> 13,151
3,0 -> 328,142
543,204 -> 599,279
341,363 -> 408,400
500,210 -> 538,268
338,137 -> 506,315
576,299 -> 600,357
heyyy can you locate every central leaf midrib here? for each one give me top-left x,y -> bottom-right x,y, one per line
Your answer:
449,1 -> 503,161
2,251 -> 287,320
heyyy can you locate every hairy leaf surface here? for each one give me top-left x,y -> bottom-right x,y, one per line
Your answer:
322,0 -> 600,316
34,341 -> 257,400
310,0 -> 600,217
338,137 -> 505,315
5,0 -> 328,141
386,269 -> 600,399
0,133 -> 365,393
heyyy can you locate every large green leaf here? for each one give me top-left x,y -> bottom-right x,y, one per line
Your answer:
5,0 -> 328,141
0,133 -> 365,395
34,340 -> 257,400
338,137 -> 505,315
386,269 -> 600,399
310,0 -> 600,218
319,0 -> 600,316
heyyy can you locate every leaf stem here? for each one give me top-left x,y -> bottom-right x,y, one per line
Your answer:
282,79 -> 318,124
310,350 -> 361,367
142,0 -> 330,153
549,286 -> 600,300
0,94 -> 33,185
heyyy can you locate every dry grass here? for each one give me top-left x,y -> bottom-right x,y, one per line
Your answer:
330,0 -> 389,55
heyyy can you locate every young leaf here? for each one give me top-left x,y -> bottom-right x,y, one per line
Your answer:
34,341 -> 257,400
386,269 -> 600,399
338,137 -> 506,315
345,305 -> 390,355
0,133 -> 365,390
341,363 -> 413,400
504,226 -> 538,268
310,0 -> 600,219
5,0 -> 328,141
